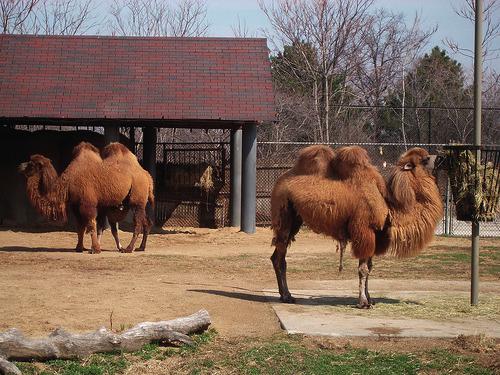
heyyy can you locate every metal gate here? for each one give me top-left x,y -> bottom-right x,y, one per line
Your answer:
153,142 -> 229,228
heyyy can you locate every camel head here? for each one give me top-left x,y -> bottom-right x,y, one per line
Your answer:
19,154 -> 57,183
388,147 -> 439,211
19,154 -> 67,222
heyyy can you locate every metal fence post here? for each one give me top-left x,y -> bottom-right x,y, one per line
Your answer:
471,0 -> 483,306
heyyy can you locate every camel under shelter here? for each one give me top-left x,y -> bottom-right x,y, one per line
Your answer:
0,34 -> 275,233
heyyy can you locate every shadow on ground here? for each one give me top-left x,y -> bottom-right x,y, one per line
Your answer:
188,289 -> 409,307
0,246 -> 117,253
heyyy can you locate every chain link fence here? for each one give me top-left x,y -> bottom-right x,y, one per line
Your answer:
256,142 -> 500,237
6,124 -> 498,236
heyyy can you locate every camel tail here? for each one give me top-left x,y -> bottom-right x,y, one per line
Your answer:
146,177 -> 155,224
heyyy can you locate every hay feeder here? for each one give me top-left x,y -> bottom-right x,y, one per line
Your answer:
440,145 -> 499,222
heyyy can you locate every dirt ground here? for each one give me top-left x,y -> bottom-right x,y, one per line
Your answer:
0,226 -> 499,340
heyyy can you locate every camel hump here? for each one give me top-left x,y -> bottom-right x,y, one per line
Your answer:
331,146 -> 372,179
102,142 -> 131,158
72,142 -> 99,158
291,145 -> 335,177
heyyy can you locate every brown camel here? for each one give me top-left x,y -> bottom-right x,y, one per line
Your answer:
270,145 -> 443,308
19,142 -> 154,254
98,142 -> 154,252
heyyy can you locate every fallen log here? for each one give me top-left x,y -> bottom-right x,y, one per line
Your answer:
0,309 -> 210,375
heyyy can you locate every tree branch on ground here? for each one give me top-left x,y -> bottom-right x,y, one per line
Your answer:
0,310 -> 211,375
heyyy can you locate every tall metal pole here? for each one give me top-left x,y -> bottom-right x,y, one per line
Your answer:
241,123 -> 257,234
142,126 -> 157,224
471,0 -> 483,306
230,128 -> 242,227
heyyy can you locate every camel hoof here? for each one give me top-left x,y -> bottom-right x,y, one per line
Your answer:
356,302 -> 373,309
118,247 -> 126,253
135,247 -> 145,252
75,248 -> 84,253
280,295 -> 296,304
122,247 -> 134,253
89,248 -> 101,254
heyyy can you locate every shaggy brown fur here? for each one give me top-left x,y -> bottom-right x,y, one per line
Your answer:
99,142 -> 154,252
19,142 -> 154,254
290,145 -> 336,177
385,147 -> 444,258
270,146 -> 443,308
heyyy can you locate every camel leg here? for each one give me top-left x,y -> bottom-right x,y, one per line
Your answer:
365,257 -> 374,305
271,204 -> 302,303
337,240 -> 347,272
135,216 -> 152,252
110,221 -> 125,252
79,203 -> 100,254
123,207 -> 145,253
357,258 -> 372,309
88,218 -> 101,254
96,212 -> 107,248
72,206 -> 86,252
271,242 -> 294,303
75,224 -> 85,253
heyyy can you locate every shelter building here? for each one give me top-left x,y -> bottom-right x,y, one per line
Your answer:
0,34 -> 275,232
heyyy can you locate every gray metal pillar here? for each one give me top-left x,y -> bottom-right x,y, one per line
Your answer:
241,122 -> 257,234
129,126 -> 136,152
142,126 -> 157,224
471,0 -> 483,306
104,124 -> 120,144
142,126 -> 157,183
230,128 -> 242,227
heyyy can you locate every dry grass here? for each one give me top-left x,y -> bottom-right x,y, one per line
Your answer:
296,294 -> 500,321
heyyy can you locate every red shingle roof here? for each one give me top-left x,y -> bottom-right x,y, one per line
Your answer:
0,35 -> 275,124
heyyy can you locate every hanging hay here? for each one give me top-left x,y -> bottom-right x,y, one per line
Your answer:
443,147 -> 499,222
197,165 -> 215,193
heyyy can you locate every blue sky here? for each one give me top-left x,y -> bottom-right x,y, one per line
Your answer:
96,0 -> 498,72
205,0 -> 498,72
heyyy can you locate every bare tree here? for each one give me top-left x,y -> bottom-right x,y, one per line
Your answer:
483,70 -> 500,144
259,0 -> 374,142
1,0 -> 38,33
108,0 -> 208,37
353,10 -> 435,106
169,0 -> 208,37
31,0 -> 97,35
231,15 -> 258,38
445,0 -> 500,63
351,9 -> 435,138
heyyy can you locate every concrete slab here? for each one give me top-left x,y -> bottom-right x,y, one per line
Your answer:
264,280 -> 500,338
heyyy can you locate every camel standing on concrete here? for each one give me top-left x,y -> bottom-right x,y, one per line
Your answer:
271,146 -> 443,308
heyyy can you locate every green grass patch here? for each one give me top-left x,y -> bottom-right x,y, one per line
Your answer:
12,329 -> 218,375
15,352 -> 129,375
421,348 -> 494,374
13,334 -> 496,375
179,328 -> 218,355
420,251 -> 470,263
232,340 -> 493,375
